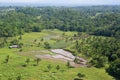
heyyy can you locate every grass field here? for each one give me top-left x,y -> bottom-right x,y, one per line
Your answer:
0,29 -> 114,80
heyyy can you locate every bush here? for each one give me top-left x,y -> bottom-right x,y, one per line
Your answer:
44,42 -> 51,49
16,75 -> 22,80
90,56 -> 107,68
22,64 -> 27,67
77,73 -> 85,78
74,78 -> 83,80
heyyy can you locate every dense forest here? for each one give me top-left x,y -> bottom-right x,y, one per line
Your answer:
0,6 -> 120,79
0,6 -> 120,38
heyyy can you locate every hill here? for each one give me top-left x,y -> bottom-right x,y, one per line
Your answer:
0,29 -> 115,80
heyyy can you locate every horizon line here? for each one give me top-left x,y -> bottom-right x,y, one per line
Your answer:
0,3 -> 120,7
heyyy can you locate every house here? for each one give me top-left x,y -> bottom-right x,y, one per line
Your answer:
9,45 -> 19,48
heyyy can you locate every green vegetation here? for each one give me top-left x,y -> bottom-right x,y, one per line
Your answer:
67,35 -> 120,79
0,6 -> 120,38
0,48 -> 113,80
0,6 -> 120,79
107,59 -> 120,79
0,30 -> 114,80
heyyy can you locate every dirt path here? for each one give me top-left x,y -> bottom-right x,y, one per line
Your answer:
35,49 -> 87,67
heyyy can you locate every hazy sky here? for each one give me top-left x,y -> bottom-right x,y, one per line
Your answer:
0,0 -> 120,5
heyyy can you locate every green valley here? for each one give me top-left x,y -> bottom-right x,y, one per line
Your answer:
0,6 -> 120,80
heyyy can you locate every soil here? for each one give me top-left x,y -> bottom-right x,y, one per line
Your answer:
35,49 -> 87,67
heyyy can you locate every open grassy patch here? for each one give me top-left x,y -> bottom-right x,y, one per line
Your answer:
0,29 -> 114,80
0,48 -> 114,80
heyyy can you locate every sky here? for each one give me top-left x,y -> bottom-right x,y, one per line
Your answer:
0,0 -> 120,6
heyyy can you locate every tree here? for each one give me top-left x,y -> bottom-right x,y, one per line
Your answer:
56,65 -> 60,71
47,64 -> 52,71
32,26 -> 41,32
66,61 -> 70,69
0,42 -> 5,48
18,43 -> 23,48
109,54 -> 118,62
44,42 -> 51,49
16,75 -> 22,80
18,35 -> 22,40
5,55 -> 10,63
106,59 -> 120,79
90,56 -> 107,68
25,58 -> 30,64
35,58 -> 41,66
74,57 -> 79,63
10,39 -> 19,45
74,73 -> 85,80
77,73 -> 85,78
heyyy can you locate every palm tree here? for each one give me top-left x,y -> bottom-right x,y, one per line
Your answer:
25,58 -> 30,64
16,75 -> 22,80
56,65 -> 60,71
47,64 -> 52,71
77,73 -> 85,80
5,55 -> 10,63
66,61 -> 70,69
36,58 -> 41,65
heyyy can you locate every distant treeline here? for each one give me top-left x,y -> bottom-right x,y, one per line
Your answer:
0,6 -> 120,38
